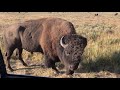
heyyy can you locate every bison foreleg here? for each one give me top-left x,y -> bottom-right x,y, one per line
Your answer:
44,55 -> 60,74
17,48 -> 28,66
6,57 -> 14,72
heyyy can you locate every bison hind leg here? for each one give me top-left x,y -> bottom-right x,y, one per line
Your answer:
5,50 -> 14,72
16,48 -> 28,66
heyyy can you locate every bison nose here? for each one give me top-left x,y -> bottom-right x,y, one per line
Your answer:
69,63 -> 79,71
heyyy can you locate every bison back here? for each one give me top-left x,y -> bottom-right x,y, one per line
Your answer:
20,21 -> 44,52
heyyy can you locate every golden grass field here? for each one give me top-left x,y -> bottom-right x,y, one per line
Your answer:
0,12 -> 120,78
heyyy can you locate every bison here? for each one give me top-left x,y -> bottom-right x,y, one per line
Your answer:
3,18 -> 87,75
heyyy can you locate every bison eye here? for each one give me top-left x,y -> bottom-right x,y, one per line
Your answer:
65,51 -> 70,56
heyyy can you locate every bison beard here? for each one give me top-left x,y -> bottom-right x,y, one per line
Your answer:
3,18 -> 87,75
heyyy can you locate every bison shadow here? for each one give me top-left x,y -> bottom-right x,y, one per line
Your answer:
12,62 -> 66,74
14,64 -> 45,71
76,51 -> 120,74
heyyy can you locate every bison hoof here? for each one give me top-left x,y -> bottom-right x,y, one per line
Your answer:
66,70 -> 74,75
53,71 -> 61,75
9,68 -> 14,72
40,64 -> 46,68
55,70 -> 60,74
23,63 -> 28,67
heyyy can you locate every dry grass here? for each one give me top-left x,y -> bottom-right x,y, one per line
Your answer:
1,12 -> 120,78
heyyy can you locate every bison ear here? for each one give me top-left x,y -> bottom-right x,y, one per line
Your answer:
60,36 -> 68,48
80,37 -> 87,48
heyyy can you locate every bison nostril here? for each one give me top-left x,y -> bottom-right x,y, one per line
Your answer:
69,65 -> 74,70
69,64 -> 79,70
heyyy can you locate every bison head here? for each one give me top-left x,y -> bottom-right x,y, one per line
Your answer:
60,34 -> 87,75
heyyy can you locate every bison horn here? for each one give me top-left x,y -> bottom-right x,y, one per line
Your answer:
60,36 -> 68,48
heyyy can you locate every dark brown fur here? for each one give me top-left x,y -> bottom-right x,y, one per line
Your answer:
3,18 -> 87,75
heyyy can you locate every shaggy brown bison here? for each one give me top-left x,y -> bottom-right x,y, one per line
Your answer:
3,18 -> 87,75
